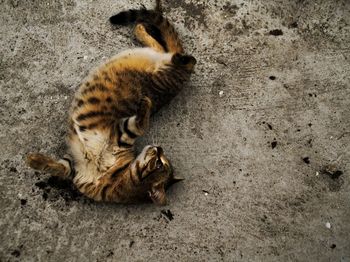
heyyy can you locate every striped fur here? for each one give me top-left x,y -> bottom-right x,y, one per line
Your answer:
26,1 -> 193,205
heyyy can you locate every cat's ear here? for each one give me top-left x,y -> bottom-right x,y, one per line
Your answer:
148,183 -> 167,205
172,176 -> 185,184
166,175 -> 184,189
171,53 -> 196,70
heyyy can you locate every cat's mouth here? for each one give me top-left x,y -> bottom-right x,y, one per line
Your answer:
155,146 -> 164,169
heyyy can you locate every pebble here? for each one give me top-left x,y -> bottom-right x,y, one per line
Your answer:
219,91 -> 224,97
325,222 -> 331,229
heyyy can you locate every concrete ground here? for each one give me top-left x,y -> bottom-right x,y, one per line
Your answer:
1,0 -> 349,261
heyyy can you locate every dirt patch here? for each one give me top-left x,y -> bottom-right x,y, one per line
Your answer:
166,0 -> 207,28
320,165 -> 344,192
34,176 -> 82,203
222,2 -> 239,16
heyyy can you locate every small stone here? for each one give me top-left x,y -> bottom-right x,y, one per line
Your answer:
316,171 -> 319,176
83,55 -> 88,60
271,141 -> 277,149
302,157 -> 310,164
202,190 -> 209,195
325,222 -> 331,229
219,91 -> 224,97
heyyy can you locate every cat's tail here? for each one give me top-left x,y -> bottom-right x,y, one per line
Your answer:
109,0 -> 184,53
26,153 -> 74,179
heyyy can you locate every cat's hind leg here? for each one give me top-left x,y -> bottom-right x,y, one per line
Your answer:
27,153 -> 74,178
134,23 -> 165,53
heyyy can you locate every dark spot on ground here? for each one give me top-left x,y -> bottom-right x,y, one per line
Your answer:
307,139 -> 312,147
47,176 -> 81,202
308,123 -> 312,127
35,181 -> 47,189
329,170 -> 343,179
20,199 -> 27,206
271,141 -> 277,149
267,123 -> 273,130
161,209 -> 174,221
269,76 -> 276,80
269,29 -> 283,36
42,192 -> 48,200
35,176 -> 81,202
289,21 -> 298,28
330,244 -> 336,249
223,2 -> 239,16
224,22 -> 233,30
106,250 -> 114,258
9,167 -> 17,172
11,250 -> 20,257
302,157 -> 310,164
322,166 -> 343,180
129,240 -> 135,248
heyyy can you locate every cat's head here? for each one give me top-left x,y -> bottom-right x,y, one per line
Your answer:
134,145 -> 183,205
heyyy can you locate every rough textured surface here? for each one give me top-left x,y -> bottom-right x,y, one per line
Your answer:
1,0 -> 349,261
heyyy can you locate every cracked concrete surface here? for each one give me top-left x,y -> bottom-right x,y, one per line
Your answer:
1,0 -> 349,261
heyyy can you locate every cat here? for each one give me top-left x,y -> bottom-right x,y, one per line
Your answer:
26,0 -> 196,205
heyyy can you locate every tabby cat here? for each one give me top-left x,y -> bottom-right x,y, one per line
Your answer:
26,0 -> 196,205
